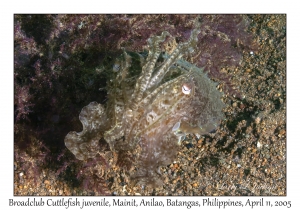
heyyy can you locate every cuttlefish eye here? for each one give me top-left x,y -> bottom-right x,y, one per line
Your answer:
182,83 -> 192,95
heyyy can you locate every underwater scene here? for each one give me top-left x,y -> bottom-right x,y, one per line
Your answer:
14,14 -> 286,196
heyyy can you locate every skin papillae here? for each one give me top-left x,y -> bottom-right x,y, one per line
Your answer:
65,19 -> 225,187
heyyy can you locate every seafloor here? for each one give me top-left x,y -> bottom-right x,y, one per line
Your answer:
14,14 -> 286,196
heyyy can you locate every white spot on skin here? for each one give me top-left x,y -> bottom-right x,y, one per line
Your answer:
126,109 -> 133,117
146,111 -> 157,123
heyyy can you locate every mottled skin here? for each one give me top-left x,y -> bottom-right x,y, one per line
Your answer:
65,24 -> 225,187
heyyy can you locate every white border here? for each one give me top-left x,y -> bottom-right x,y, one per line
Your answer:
2,0 -> 298,209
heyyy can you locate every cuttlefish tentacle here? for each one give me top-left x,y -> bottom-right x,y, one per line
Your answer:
147,28 -> 201,89
130,31 -> 170,111
105,32 -> 170,149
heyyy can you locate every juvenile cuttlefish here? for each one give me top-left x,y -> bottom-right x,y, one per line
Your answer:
65,22 -> 225,187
